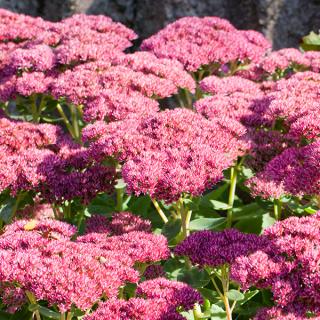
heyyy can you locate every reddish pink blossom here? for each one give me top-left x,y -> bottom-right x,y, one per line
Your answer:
231,214 -> 320,315
84,109 -> 248,201
0,219 -> 141,312
199,75 -> 261,95
141,16 -> 270,71
84,298 -> 185,320
84,212 -> 152,235
0,117 -> 115,202
260,48 -> 310,74
247,142 -> 320,199
78,231 -> 170,264
137,278 -> 203,310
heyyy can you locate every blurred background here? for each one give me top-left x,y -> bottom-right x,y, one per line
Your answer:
0,0 -> 319,49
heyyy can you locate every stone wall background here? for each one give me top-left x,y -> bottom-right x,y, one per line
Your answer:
0,0 -> 319,49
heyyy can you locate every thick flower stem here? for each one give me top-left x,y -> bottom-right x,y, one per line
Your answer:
66,312 -> 73,320
11,192 -> 26,221
69,104 -> 81,142
25,291 -> 41,320
273,199 -> 282,220
56,103 -> 77,140
116,187 -> 124,212
226,166 -> 238,228
181,208 -> 192,240
151,198 -> 168,223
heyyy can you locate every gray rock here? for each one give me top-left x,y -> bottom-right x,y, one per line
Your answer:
0,0 -> 319,48
0,0 -> 39,16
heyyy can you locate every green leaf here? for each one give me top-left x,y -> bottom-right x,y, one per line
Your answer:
128,196 -> 151,216
27,304 -> 38,312
177,267 -> 210,288
233,203 -> 264,221
235,213 -> 275,234
163,258 -> 184,280
88,193 -> 115,216
239,290 -> 259,306
209,200 -> 231,210
302,31 -> 320,45
115,178 -> 126,189
226,289 -> 245,301
161,218 -> 182,241
210,304 -> 227,320
203,184 -> 229,201
180,311 -> 195,320
38,306 -> 61,319
189,218 -> 226,231
0,199 -> 15,223
198,288 -> 220,301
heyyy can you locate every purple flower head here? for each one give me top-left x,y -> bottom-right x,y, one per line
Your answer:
175,229 -> 265,268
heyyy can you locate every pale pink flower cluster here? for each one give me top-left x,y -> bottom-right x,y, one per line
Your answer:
141,16 -> 271,71
83,109 -> 248,201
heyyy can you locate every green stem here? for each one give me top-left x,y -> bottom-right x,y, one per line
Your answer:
66,312 -> 73,320
70,104 -> 80,142
221,265 -> 232,320
60,314 -> 66,320
273,199 -> 282,220
25,291 -> 41,320
226,166 -> 238,228
181,206 -> 192,239
184,89 -> 193,109
11,192 -> 25,221
193,304 -> 203,320
116,187 -> 124,212
30,95 -> 39,123
56,103 -> 76,139
151,198 -> 168,223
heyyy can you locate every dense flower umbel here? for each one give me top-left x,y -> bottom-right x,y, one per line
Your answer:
51,52 -> 195,122
0,117 -> 115,202
174,229 -> 266,267
247,142 -> 320,199
77,231 -> 170,264
231,214 -> 320,316
84,298 -> 186,320
136,278 -> 203,310
254,305 -> 320,320
141,16 -> 271,72
85,278 -> 201,320
0,10 -> 137,104
83,109 -> 248,202
0,215 -> 170,313
84,211 -> 152,235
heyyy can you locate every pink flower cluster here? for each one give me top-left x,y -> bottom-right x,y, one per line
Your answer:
141,16 -> 271,71
0,9 -> 196,124
84,211 -> 152,235
0,213 -> 169,313
51,52 -> 195,122
231,214 -> 320,318
0,116 -> 115,202
83,108 -> 248,202
247,142 -> 320,199
85,278 -> 202,320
